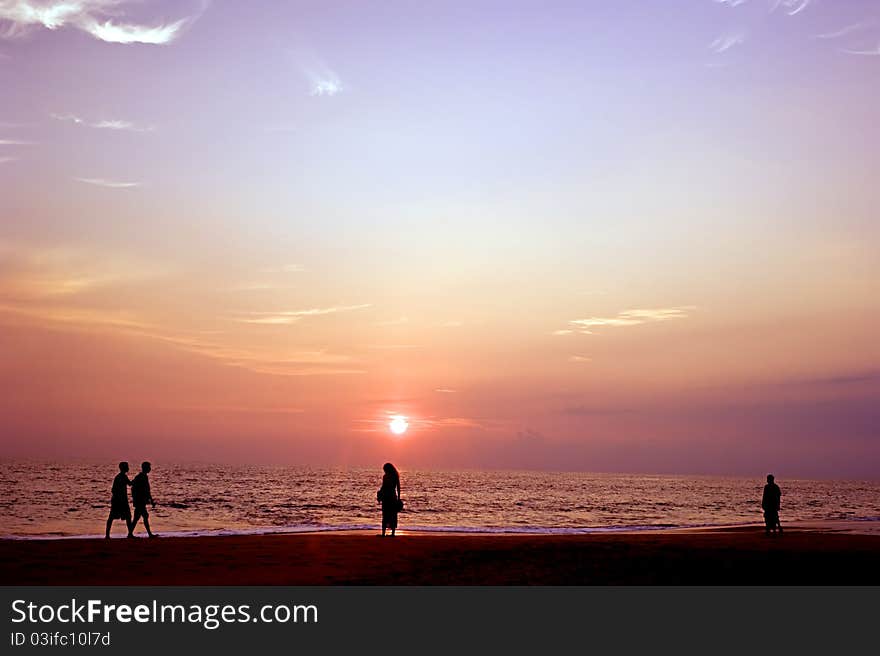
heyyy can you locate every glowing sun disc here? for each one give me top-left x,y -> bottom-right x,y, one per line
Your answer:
389,415 -> 409,435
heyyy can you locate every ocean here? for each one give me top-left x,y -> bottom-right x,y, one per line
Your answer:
2,461 -> 879,538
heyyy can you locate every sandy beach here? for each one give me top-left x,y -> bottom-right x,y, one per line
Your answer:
2,526 -> 879,585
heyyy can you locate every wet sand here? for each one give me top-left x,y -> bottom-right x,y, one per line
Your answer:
2,526 -> 879,585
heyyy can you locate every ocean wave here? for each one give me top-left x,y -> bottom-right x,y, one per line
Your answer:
6,515 -> 880,541
0,520 -> 782,540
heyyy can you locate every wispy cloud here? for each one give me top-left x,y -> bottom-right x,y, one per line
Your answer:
0,0 -> 203,45
0,155 -> 16,164
569,355 -> 592,363
74,177 -> 140,188
769,0 -> 811,17
710,31 -> 746,53
0,242 -> 161,302
434,388 -> 457,394
562,306 -> 695,334
84,16 -> 188,44
0,138 -> 33,144
354,413 -> 491,433
815,21 -> 877,40
1,298 -> 365,376
51,112 -> 84,124
151,341 -> 365,376
310,78 -> 342,97
434,416 -> 486,429
841,45 -> 880,56
0,242 -> 365,377
52,113 -> 153,131
812,19 -> 880,55
295,53 -> 343,97
711,0 -> 875,64
758,370 -> 880,389
234,303 -> 371,325
0,0 -> 85,35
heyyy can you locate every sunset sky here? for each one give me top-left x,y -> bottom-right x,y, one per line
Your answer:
1,0 -> 878,477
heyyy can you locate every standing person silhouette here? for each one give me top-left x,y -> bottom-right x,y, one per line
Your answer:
377,463 -> 402,537
762,474 -> 782,535
129,461 -> 157,538
105,461 -> 132,539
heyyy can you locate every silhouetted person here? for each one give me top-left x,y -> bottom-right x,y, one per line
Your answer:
105,461 -> 133,539
377,462 -> 401,537
762,474 -> 782,535
129,461 -> 157,538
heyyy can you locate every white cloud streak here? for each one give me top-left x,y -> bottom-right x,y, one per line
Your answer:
235,303 -> 371,325
74,177 -> 140,188
0,1 -> 201,45
83,16 -> 187,44
841,44 -> 880,56
93,119 -> 137,130
815,22 -> 876,40
710,31 -> 746,53
51,112 -> 84,124
769,0 -> 811,17
51,113 -> 153,131
563,306 -> 695,334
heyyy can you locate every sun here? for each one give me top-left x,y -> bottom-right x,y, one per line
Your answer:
389,415 -> 409,436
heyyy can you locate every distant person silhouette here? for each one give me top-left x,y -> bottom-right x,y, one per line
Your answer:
129,461 -> 157,538
377,463 -> 402,537
105,461 -> 133,539
762,474 -> 782,535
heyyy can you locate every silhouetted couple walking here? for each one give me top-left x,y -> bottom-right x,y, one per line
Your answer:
105,461 -> 157,538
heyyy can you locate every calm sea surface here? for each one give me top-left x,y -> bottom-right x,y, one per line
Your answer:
1,461 -> 879,538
